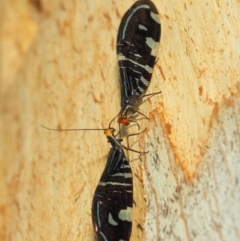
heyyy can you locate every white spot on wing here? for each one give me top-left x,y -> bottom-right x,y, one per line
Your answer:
108,213 -> 118,226
150,12 -> 160,24
137,86 -> 145,93
139,24 -> 148,31
118,207 -> 132,222
146,37 -> 159,57
134,53 -> 142,58
99,181 -> 132,186
118,54 -> 126,61
145,65 -> 153,74
111,172 -> 132,178
140,76 -> 150,86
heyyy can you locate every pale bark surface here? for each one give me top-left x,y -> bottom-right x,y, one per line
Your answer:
0,0 -> 239,240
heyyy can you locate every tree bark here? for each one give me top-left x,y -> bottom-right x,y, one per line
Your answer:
1,0 -> 240,240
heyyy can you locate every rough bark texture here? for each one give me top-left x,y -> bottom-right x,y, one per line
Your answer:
0,0 -> 240,240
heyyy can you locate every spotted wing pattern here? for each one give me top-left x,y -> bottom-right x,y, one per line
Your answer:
117,0 -> 161,108
92,132 -> 133,241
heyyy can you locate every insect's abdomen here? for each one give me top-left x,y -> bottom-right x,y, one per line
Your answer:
92,147 -> 133,241
117,0 -> 161,106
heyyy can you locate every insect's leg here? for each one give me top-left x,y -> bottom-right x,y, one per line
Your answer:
123,107 -> 143,128
125,128 -> 148,155
127,119 -> 140,130
108,114 -> 118,129
141,91 -> 162,104
136,110 -> 149,120
123,146 -> 148,155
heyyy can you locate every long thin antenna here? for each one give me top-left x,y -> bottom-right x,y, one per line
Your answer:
40,125 -> 108,131
108,114 -> 118,129
41,125 -> 147,154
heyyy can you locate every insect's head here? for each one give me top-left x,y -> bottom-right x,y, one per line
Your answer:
104,128 -> 116,137
118,112 -> 130,126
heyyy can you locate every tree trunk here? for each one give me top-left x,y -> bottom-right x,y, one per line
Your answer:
1,0 -> 239,240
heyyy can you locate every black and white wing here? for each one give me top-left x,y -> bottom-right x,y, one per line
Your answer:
92,136 -> 133,241
117,0 -> 161,107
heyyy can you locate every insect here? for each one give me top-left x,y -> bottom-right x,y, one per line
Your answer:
117,0 -> 161,126
92,128 -> 133,241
